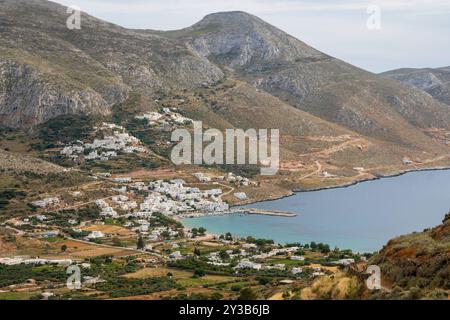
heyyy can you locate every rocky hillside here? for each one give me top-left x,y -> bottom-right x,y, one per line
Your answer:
382,67 -> 450,106
369,213 -> 450,299
0,0 -> 223,128
2,1 -> 450,187
168,12 -> 450,148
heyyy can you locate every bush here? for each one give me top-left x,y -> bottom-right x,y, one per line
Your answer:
238,288 -> 258,300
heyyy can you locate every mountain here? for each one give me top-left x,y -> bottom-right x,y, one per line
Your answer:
381,67 -> 450,106
2,1 -> 450,194
0,0 -> 223,128
167,12 -> 450,147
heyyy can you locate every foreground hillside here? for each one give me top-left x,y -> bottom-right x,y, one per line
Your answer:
369,214 -> 450,299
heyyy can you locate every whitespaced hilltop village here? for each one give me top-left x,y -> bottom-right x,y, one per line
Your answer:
60,123 -> 147,162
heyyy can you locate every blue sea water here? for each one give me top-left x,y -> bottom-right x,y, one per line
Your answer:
183,170 -> 450,252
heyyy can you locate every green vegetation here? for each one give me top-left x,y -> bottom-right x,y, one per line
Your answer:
46,207 -> 101,227
33,115 -> 95,149
238,287 -> 258,300
169,257 -> 233,274
0,264 -> 66,287
0,189 -> 27,210
137,235 -> 145,250
369,212 -> 450,298
94,277 -> 178,298
153,212 -> 183,229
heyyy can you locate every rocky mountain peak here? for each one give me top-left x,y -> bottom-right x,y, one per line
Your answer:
194,11 -> 264,27
181,11 -> 325,69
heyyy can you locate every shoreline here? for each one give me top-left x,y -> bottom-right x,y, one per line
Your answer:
179,165 -> 450,254
180,165 -> 450,219
233,165 -> 450,208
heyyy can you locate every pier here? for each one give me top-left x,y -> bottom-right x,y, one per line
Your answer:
230,208 -> 297,217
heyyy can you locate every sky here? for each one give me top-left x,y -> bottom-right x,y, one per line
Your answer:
51,0 -> 450,73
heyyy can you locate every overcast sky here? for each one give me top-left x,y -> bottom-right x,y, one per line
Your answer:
52,0 -> 450,73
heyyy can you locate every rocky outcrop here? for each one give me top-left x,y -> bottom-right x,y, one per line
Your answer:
182,11 -> 324,69
0,59 -> 129,129
382,67 -> 450,106
0,0 -> 224,129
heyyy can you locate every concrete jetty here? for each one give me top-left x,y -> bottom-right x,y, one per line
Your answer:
230,208 -> 297,217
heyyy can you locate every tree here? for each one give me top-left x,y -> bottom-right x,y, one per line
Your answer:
238,288 -> 258,300
219,250 -> 230,260
161,230 -> 170,239
210,292 -> 223,300
282,291 -> 291,299
256,276 -> 271,285
61,245 -> 67,252
137,236 -> 145,250
193,269 -> 205,278
198,227 -> 207,236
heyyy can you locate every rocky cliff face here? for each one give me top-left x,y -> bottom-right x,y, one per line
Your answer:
0,0 -> 224,129
0,59 -> 118,129
382,67 -> 450,106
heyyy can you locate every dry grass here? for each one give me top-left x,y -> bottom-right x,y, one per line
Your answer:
300,273 -> 361,300
80,225 -> 135,237
42,240 -> 138,259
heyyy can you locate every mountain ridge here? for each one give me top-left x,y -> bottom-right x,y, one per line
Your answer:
381,66 -> 450,106
2,0 -> 450,186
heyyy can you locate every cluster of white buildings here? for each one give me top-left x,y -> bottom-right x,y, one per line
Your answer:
224,172 -> 257,187
233,257 -> 303,275
60,123 -> 146,162
193,172 -> 212,182
193,172 -> 256,188
207,249 -> 250,267
206,245 -> 305,275
253,247 -> 300,260
129,222 -> 179,241
233,192 -> 248,201
31,197 -> 60,208
111,195 -> 138,212
331,258 -> 355,266
86,231 -> 105,239
95,199 -> 118,218
132,179 -> 229,217
234,259 -> 262,271
0,257 -> 72,266
135,108 -> 193,126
